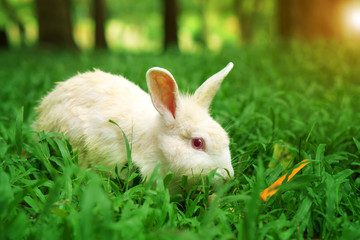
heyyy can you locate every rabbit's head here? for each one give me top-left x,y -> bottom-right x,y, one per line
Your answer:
146,63 -> 234,189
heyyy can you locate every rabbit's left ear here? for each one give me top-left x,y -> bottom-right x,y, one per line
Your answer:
194,62 -> 233,109
147,67 -> 179,124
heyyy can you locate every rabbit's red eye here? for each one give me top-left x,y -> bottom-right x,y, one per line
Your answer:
191,138 -> 205,151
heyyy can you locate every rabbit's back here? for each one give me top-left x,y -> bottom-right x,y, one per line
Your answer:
34,70 -> 157,169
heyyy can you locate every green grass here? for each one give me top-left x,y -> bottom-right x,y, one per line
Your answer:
1,43 -> 360,239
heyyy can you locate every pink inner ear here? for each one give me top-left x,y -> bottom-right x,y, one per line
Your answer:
150,72 -> 177,119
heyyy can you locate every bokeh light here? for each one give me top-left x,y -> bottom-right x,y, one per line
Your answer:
343,1 -> 360,37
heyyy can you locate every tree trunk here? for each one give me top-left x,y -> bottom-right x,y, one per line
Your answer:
277,0 -> 342,40
163,0 -> 178,50
36,0 -> 76,48
278,0 -> 293,38
93,0 -> 107,48
0,30 -> 9,48
197,0 -> 207,47
234,0 -> 261,44
1,0 -> 25,47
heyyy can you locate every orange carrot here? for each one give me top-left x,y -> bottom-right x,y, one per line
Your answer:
260,159 -> 309,202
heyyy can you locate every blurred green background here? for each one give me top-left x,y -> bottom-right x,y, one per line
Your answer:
1,2 -> 360,239
1,0 -> 360,52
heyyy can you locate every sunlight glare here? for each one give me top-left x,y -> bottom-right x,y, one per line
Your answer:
344,3 -> 360,32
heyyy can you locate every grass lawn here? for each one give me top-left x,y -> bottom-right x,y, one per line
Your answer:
1,43 -> 360,239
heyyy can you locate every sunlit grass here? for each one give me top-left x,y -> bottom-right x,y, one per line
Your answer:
1,43 -> 360,239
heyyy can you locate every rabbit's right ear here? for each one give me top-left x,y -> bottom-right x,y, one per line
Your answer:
146,67 -> 179,124
194,62 -> 233,109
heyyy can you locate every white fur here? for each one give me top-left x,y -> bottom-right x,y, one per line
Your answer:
34,63 -> 234,191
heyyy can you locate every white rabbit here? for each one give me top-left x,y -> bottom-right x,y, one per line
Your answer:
34,63 -> 234,191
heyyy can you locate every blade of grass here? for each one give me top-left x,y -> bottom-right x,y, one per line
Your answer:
109,119 -> 134,191
15,107 -> 24,154
353,137 -> 360,154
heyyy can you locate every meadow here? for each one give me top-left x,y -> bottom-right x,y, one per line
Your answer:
1,43 -> 360,239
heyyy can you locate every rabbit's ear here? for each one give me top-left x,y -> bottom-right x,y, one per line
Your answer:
194,62 -> 233,109
147,67 -> 179,123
